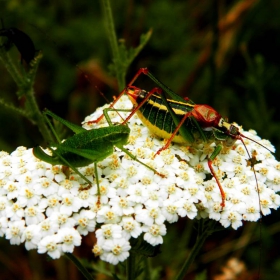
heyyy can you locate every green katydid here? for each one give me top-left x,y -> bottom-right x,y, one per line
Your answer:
33,108 -> 163,202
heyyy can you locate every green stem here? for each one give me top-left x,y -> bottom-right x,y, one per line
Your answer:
143,258 -> 151,280
24,86 -> 55,144
0,47 -> 54,144
0,45 -> 24,87
175,220 -> 216,280
0,98 -> 34,121
126,251 -> 136,280
100,0 -> 125,90
65,253 -> 95,280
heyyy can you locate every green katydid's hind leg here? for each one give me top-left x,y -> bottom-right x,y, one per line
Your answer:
49,146 -> 93,187
102,107 -> 165,177
103,108 -> 132,126
51,147 -> 101,205
49,145 -> 104,205
118,146 -> 165,178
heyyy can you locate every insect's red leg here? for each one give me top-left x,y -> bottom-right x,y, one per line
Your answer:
122,86 -> 162,125
87,68 -> 150,125
207,159 -> 226,208
87,113 -> 106,125
86,87 -> 128,125
128,68 -> 150,85
154,111 -> 192,157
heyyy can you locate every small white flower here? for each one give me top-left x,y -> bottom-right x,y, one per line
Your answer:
21,224 -> 42,250
5,181 -> 20,200
45,165 -> 66,183
6,202 -> 25,221
102,238 -> 131,265
135,207 -> 165,226
78,188 -> 96,208
42,195 -> 61,217
110,196 -> 135,216
207,202 -> 223,221
126,184 -> 149,203
38,235 -> 62,259
121,216 -> 142,239
34,177 -> 59,196
95,224 -> 123,244
58,179 -> 80,196
60,193 -> 83,215
182,185 -> 206,205
25,205 -> 45,225
242,201 -> 261,222
97,179 -> 118,204
57,228 -> 82,253
73,210 -> 96,235
0,197 -> 12,217
92,243 -> 103,257
269,193 -> 280,210
6,220 -> 26,245
177,200 -> 198,219
50,212 -> 76,229
38,218 -> 59,237
97,205 -> 121,224
220,209 -> 243,230
0,217 -> 8,236
17,185 -> 42,207
142,223 -> 167,246
144,190 -> 166,208
18,171 -> 38,187
162,199 -> 179,223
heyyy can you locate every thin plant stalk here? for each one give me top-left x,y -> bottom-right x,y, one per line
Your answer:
175,220 -> 217,280
100,0 -> 125,90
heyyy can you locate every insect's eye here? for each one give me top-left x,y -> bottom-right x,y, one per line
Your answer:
139,90 -> 147,99
229,125 -> 239,136
218,119 -> 239,136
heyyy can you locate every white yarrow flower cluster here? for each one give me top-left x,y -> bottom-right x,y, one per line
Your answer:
0,95 -> 279,264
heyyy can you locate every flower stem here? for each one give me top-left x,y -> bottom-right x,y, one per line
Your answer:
65,253 -> 95,280
0,43 -> 23,86
100,0 -> 125,90
0,48 -> 54,143
126,251 -> 136,280
175,220 -> 217,280
25,85 -> 55,143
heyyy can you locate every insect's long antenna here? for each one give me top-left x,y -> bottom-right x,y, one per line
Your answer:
238,136 -> 262,213
94,86 -> 110,104
239,136 -> 262,278
94,86 -> 125,122
240,133 -> 274,154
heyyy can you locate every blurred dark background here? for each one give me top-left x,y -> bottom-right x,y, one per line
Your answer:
1,0 -> 280,279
